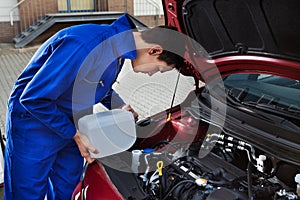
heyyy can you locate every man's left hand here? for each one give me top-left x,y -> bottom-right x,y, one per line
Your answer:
121,104 -> 139,122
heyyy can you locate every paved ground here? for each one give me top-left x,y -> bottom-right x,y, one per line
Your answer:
0,43 -> 39,134
0,42 -> 196,198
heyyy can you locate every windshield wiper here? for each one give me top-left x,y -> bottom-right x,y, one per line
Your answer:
225,88 -> 244,104
242,102 -> 300,119
225,89 -> 300,120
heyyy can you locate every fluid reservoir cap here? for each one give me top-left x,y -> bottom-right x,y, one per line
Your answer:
258,155 -> 266,161
142,148 -> 154,153
195,178 -> 207,186
295,174 -> 300,183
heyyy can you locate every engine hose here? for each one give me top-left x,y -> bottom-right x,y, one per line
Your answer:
162,180 -> 195,200
163,171 -> 188,194
247,162 -> 254,200
160,171 -> 166,197
180,185 -> 197,200
172,183 -> 186,199
163,177 -> 180,196
207,179 -> 227,186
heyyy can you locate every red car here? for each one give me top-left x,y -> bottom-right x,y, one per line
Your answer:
72,0 -> 300,199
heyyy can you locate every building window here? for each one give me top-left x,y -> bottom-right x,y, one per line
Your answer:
58,0 -> 95,12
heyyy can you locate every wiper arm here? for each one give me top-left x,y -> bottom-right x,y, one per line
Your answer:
285,106 -> 300,114
225,89 -> 244,105
225,88 -> 300,121
242,102 -> 300,119
225,86 -> 300,117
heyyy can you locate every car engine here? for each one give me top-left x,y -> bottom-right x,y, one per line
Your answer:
126,131 -> 300,200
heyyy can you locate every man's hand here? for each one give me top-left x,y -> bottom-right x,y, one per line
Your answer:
121,104 -> 139,122
73,130 -> 99,163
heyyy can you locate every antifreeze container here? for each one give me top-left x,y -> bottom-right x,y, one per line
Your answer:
78,109 -> 136,158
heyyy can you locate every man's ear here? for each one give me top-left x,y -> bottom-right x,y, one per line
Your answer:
148,45 -> 163,56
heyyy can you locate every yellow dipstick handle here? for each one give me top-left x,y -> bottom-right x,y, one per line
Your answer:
167,113 -> 172,121
157,161 -> 164,176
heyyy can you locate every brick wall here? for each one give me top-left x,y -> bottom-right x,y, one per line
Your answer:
0,0 -> 165,44
108,0 -> 165,27
135,15 -> 165,27
108,0 -> 129,13
0,22 -> 20,43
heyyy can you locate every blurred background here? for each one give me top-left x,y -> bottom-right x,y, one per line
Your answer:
1,0 -> 166,48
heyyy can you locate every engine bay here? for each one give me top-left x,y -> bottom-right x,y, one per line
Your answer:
100,86 -> 300,200
123,130 -> 299,200
101,122 -> 300,200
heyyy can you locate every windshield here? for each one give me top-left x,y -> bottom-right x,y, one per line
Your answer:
223,74 -> 300,115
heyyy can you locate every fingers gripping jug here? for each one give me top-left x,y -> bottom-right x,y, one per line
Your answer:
78,109 -> 136,158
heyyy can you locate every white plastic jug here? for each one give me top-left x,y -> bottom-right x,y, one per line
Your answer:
78,109 -> 136,158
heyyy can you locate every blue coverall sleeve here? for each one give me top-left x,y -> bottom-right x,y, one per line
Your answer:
20,37 -> 89,139
100,88 -> 125,109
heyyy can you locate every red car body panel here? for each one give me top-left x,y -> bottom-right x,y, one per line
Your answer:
72,162 -> 124,200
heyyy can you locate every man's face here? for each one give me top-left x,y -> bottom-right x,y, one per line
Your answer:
131,59 -> 174,76
131,47 -> 175,76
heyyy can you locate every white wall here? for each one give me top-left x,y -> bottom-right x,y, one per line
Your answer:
0,0 -> 19,22
134,0 -> 164,16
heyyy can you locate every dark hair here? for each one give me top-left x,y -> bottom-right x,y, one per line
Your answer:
140,26 -> 185,70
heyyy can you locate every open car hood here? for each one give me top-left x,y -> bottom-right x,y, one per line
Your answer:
162,0 -> 300,80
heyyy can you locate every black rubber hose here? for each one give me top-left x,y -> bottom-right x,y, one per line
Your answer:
172,183 -> 186,200
180,185 -> 197,200
207,179 -> 227,186
247,162 -> 254,200
162,180 -> 195,200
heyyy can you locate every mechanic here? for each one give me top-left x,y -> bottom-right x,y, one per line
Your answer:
4,13 -> 184,200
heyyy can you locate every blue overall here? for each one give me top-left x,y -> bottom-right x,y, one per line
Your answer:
4,14 -> 137,200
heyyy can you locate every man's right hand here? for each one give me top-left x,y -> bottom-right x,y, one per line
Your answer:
73,130 -> 99,163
